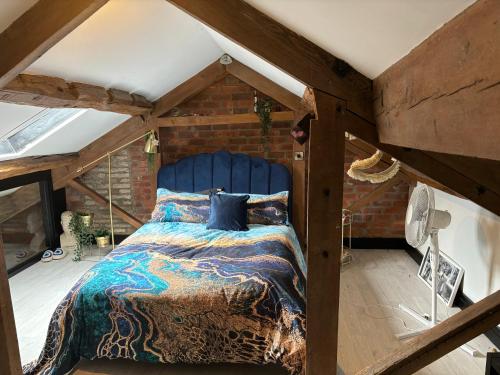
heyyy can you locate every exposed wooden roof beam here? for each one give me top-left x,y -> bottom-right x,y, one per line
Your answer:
152,60 -> 227,117
226,59 -> 311,114
345,109 -> 500,216
52,116 -> 148,189
1,74 -> 151,115
166,0 -> 373,123
0,154 -> 78,181
374,0 -> 500,161
67,179 -> 143,228
155,111 -> 294,127
356,290 -> 500,375
345,138 -> 457,196
0,0 -> 108,88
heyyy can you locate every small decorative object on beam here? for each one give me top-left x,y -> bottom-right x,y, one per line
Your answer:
347,149 -> 401,184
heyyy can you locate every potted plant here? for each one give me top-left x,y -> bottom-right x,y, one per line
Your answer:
69,212 -> 95,261
78,211 -> 94,227
94,228 -> 111,248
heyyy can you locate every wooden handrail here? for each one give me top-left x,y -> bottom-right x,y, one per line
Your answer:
356,290 -> 500,375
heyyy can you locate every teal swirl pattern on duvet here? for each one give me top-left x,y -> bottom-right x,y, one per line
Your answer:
24,222 -> 306,375
150,188 -> 210,223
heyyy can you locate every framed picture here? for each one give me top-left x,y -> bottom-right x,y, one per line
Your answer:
417,247 -> 464,307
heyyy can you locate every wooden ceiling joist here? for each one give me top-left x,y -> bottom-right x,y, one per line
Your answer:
344,110 -> 500,216
374,0 -> 500,161
155,111 -> 295,127
0,153 -> 78,181
67,179 -> 143,228
0,0 -> 108,88
166,0 -> 374,123
356,290 -> 500,375
152,60 -> 227,117
345,138 -> 457,196
1,74 -> 152,115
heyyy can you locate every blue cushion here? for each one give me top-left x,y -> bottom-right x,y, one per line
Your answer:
207,193 -> 249,231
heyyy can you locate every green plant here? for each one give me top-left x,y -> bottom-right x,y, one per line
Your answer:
94,228 -> 110,237
256,98 -> 273,156
69,213 -> 94,261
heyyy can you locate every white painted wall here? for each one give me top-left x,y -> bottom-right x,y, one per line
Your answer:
417,186 -> 500,303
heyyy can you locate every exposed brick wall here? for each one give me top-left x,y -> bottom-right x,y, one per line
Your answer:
343,149 -> 408,238
64,74 -> 408,238
66,144 -> 156,235
161,75 -> 294,169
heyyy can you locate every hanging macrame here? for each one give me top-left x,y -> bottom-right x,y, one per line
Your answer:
347,150 -> 401,184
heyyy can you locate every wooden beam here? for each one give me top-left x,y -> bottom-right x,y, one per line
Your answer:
1,74 -> 151,115
306,90 -> 345,375
0,184 -> 40,224
292,141 -> 307,247
345,138 -> 456,196
374,0 -> 500,161
52,116 -> 148,189
356,290 -> 500,375
344,110 -> 500,216
226,59 -> 311,113
166,0 -> 373,123
347,175 -> 403,212
0,153 -> 78,181
155,111 -> 295,127
0,234 -> 23,375
0,0 -> 108,87
66,179 -> 143,229
152,60 -> 227,117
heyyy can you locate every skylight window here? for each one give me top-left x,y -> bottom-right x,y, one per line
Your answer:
0,108 -> 86,158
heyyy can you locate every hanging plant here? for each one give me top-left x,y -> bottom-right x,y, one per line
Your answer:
256,98 -> 273,156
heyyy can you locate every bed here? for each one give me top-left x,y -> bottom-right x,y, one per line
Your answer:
24,151 -> 307,375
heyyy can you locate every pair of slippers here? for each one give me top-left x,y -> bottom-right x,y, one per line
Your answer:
41,248 -> 66,262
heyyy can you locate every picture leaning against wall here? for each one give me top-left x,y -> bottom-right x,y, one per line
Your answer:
418,247 -> 464,307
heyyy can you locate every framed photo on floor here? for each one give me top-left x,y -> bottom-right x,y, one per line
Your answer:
417,247 -> 464,307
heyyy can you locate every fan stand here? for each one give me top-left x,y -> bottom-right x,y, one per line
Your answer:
397,231 -> 479,357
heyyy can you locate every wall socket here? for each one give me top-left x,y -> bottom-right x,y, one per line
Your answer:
294,151 -> 304,161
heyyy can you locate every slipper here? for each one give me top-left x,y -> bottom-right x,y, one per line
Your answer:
16,250 -> 28,259
41,250 -> 53,262
52,248 -> 66,260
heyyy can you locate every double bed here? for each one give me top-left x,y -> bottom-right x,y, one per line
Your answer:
25,151 -> 307,375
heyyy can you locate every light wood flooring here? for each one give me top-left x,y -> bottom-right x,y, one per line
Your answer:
8,249 -> 497,374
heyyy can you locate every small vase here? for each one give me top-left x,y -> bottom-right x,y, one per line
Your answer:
80,213 -> 94,227
96,236 -> 110,248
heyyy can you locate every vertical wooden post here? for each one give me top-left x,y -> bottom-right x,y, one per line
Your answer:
0,233 -> 22,375
306,90 -> 345,375
292,139 -> 307,248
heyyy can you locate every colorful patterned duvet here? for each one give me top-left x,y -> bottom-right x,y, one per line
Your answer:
24,222 -> 307,375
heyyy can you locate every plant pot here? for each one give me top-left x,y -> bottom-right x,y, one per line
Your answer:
79,213 -> 94,227
96,235 -> 110,248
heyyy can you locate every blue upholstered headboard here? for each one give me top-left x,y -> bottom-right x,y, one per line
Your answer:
157,150 -> 292,218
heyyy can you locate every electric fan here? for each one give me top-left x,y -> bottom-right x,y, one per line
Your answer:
398,184 -> 478,356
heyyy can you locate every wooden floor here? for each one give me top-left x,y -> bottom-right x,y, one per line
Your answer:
8,249 -> 496,374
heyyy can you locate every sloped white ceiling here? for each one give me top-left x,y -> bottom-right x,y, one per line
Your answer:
25,0 -> 224,101
0,0 -> 476,159
245,0 -> 476,79
0,0 -> 37,33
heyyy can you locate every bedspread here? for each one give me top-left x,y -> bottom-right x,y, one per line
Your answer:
24,222 -> 306,375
